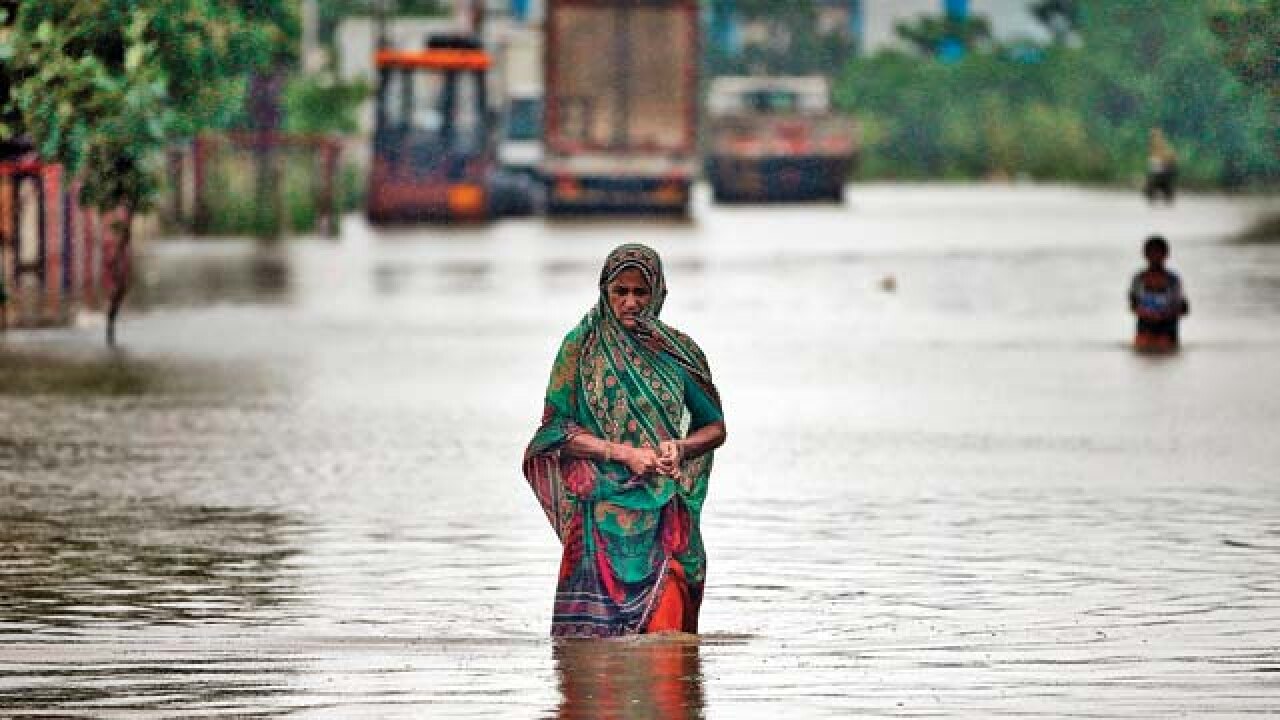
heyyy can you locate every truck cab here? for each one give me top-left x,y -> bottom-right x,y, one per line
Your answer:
499,89 -> 544,182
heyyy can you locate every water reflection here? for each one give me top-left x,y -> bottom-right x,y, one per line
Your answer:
0,653 -> 301,715
0,350 -> 171,396
0,482 -> 304,632
373,258 -> 495,296
130,241 -> 292,308
553,636 -> 704,720
1232,213 -> 1280,244
0,348 -> 260,397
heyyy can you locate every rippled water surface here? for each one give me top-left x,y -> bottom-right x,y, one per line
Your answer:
2,186 -> 1279,718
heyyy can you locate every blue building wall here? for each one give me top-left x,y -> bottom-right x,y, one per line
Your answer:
509,0 -> 531,23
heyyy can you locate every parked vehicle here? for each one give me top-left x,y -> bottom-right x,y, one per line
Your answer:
368,35 -> 521,223
499,90 -> 544,181
706,76 -> 859,203
494,25 -> 544,182
542,0 -> 699,215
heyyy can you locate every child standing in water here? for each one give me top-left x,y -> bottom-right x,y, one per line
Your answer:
1129,235 -> 1190,352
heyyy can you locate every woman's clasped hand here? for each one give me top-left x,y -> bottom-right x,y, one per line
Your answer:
615,441 -> 684,481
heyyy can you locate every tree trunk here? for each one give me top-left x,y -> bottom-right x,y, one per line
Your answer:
105,208 -> 132,347
248,72 -> 284,240
254,134 -> 282,239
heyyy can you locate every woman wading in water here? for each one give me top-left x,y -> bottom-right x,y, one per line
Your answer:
524,244 -> 726,638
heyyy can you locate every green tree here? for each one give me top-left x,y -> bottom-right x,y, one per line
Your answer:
1209,0 -> 1279,110
1209,0 -> 1280,230
1071,0 -> 1274,187
1031,0 -> 1080,44
836,0 -> 1276,188
284,75 -> 370,135
0,1 -> 29,155
0,0 -> 297,345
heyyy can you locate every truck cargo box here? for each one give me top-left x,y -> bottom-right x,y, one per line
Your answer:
543,0 -> 699,214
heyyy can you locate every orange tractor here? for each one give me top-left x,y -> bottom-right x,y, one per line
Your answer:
367,35 -> 533,223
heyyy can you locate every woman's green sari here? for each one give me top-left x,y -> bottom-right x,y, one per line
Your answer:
524,244 -> 722,638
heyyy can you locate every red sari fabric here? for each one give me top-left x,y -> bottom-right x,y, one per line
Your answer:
646,561 -> 701,634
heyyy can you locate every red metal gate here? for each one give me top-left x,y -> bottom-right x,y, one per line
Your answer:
0,156 -> 117,330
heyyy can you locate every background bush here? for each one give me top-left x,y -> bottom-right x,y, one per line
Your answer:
830,1 -> 1278,188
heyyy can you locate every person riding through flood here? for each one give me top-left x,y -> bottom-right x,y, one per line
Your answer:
524,244 -> 726,638
1129,234 -> 1190,352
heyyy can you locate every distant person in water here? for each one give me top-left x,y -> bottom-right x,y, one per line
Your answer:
1144,128 -> 1178,204
524,244 -> 726,638
1130,235 -> 1189,352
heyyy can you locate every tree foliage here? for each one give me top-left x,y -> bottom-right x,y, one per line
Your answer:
894,13 -> 993,59
283,74 -> 370,135
1,0 -> 296,210
1208,0 -> 1280,109
835,0 -> 1278,188
0,0 -> 297,343
1031,0 -> 1080,44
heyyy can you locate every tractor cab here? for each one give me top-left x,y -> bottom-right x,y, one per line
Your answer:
368,35 -> 495,223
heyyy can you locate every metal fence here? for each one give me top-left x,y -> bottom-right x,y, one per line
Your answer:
0,157 -> 117,330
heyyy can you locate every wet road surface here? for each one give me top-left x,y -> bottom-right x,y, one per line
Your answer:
2,185 -> 1279,717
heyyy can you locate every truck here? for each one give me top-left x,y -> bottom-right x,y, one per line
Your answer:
542,0 -> 699,215
706,76 -> 859,204
366,33 -> 537,223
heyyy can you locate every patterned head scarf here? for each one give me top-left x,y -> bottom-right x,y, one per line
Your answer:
599,243 -> 667,319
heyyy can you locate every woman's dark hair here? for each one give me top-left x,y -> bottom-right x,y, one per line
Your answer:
1143,235 -> 1169,254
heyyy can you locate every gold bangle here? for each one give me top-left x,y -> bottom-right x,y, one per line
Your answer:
604,443 -> 612,462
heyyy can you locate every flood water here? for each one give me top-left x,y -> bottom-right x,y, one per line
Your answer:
2,185 -> 1278,718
